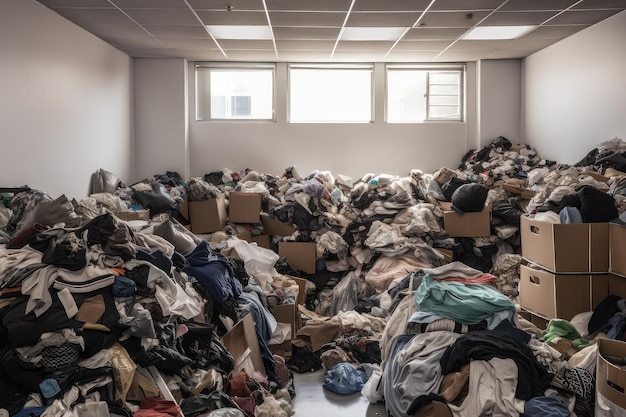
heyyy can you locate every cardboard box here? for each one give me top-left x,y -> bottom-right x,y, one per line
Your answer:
441,201 -> 491,237
238,233 -> 271,250
435,248 -> 453,263
596,338 -> 626,414
609,273 -> 626,299
520,215 -> 609,273
228,192 -> 262,224
221,313 -> 265,376
278,242 -> 317,274
260,213 -> 296,237
116,209 -> 150,221
519,264 -> 608,321
269,303 -> 298,355
188,196 -> 228,234
610,223 -> 626,276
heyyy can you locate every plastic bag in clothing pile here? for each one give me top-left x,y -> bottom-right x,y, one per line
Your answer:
323,362 -> 368,395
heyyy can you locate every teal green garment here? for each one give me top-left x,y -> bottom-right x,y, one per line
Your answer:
414,274 -> 516,329
540,319 -> 590,348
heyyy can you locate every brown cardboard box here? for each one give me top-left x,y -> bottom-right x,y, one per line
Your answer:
228,192 -> 262,224
610,223 -> 626,276
519,264 -> 608,321
609,273 -> 626,299
260,213 -> 296,237
596,338 -> 626,414
520,215 -> 609,273
269,303 -> 297,355
221,313 -> 265,376
435,248 -> 453,263
188,196 -> 228,234
237,233 -> 272,250
278,242 -> 317,274
117,209 -> 150,221
440,201 -> 491,237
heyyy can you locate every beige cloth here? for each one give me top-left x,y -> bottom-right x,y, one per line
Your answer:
292,317 -> 341,352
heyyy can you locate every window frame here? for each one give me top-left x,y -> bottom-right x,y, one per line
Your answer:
385,64 -> 465,124
287,63 -> 375,124
195,62 -> 276,122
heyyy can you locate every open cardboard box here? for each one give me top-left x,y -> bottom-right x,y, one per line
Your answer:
221,313 -> 265,377
596,338 -> 626,415
229,192 -> 262,224
185,196 -> 228,234
521,214 -> 609,273
519,264 -> 608,321
440,201 -> 491,237
278,242 -> 317,274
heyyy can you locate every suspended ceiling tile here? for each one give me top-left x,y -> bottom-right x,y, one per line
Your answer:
221,49 -> 278,60
431,0 -> 505,11
86,24 -> 152,39
498,0 -> 579,11
143,25 -> 212,39
159,38 -> 221,49
49,7 -> 134,25
572,0 -> 626,9
217,39 -> 275,49
419,11 -> 491,28
482,11 -> 560,25
112,0 -> 190,8
269,11 -> 346,27
122,9 -> 200,25
265,0 -> 352,12
434,50 -> 487,61
548,9 -> 623,24
275,40 -> 335,50
186,0 -> 264,11
335,41 -> 395,52
403,27 -> 468,40
393,40 -> 453,51
346,12 -> 422,27
273,26 -> 341,40
37,0 -> 112,7
450,39 -> 512,51
196,10 -> 268,25
172,49 -> 228,60
352,0 -> 433,12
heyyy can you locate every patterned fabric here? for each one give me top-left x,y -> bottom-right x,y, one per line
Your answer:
41,342 -> 80,371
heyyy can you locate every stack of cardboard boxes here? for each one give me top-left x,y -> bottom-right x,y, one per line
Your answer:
180,192 -> 319,275
519,215 -> 610,328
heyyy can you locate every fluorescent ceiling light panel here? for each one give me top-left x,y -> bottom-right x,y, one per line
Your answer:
341,27 -> 406,41
461,25 -> 536,40
206,25 -> 272,40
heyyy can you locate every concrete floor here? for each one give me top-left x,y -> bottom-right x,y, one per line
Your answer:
291,369 -> 388,417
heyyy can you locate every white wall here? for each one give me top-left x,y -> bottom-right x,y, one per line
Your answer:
477,59 -> 522,148
134,58 -> 189,181
523,10 -> 626,164
0,0 -> 133,199
184,62 -> 478,180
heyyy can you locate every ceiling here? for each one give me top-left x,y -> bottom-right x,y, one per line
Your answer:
36,0 -> 626,62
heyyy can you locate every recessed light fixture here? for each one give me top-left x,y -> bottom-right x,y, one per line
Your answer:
206,25 -> 273,40
341,27 -> 407,41
461,25 -> 536,40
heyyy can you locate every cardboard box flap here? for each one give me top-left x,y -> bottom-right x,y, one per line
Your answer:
597,338 -> 626,409
261,214 -> 297,237
221,313 -> 265,376
279,242 -> 317,274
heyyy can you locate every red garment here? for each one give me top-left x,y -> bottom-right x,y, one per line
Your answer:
135,398 -> 182,417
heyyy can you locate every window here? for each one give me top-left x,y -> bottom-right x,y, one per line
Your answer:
288,64 -> 373,123
386,65 -> 464,123
196,64 -> 274,121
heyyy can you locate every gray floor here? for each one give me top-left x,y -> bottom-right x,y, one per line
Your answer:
291,369 -> 388,417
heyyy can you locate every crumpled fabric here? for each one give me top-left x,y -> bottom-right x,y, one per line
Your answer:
323,362 -> 367,395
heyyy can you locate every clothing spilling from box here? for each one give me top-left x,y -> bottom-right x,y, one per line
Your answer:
1,136 -> 626,416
